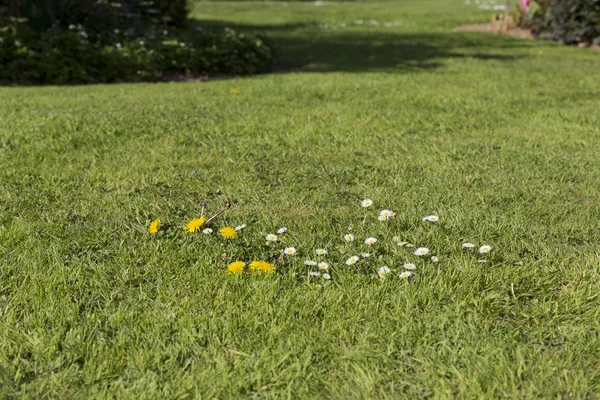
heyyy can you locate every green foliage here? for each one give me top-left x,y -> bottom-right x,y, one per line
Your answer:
0,20 -> 272,84
526,0 -> 600,44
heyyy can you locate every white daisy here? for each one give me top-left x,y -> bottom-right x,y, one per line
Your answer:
277,227 -> 288,234
478,259 -> 487,263
304,260 -> 317,266
398,271 -> 412,279
378,209 -> 394,221
423,215 -> 439,222
392,236 -> 401,242
309,271 -> 321,277
378,215 -> 388,222
378,266 -> 391,279
318,262 -> 329,270
397,241 -> 408,247
364,237 -> 377,245
315,249 -> 328,255
266,234 -> 278,242
322,273 -> 331,280
403,263 -> 417,270
346,256 -> 359,265
344,234 -> 355,242
234,224 -> 246,231
414,247 -> 430,256
284,247 -> 297,256
361,252 -> 370,258
479,245 -> 492,253
361,199 -> 373,208
462,243 -> 475,249
202,228 -> 213,234
431,256 -> 439,263
405,243 -> 414,247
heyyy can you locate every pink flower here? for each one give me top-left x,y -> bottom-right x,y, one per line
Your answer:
520,0 -> 530,12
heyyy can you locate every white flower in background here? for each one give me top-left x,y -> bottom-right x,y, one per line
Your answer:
397,241 -> 408,247
479,245 -> 492,253
365,237 -> 377,245
423,215 -> 439,222
234,224 -> 246,231
304,260 -> 317,266
414,247 -> 430,256
309,271 -> 321,277
379,209 -> 394,220
478,259 -> 487,264
266,234 -> 278,242
361,252 -> 370,258
284,247 -> 297,255
392,236 -> 400,242
405,243 -> 414,247
322,273 -> 331,280
398,271 -> 412,279
344,234 -> 355,242
462,243 -> 475,249
403,263 -> 417,270
315,248 -> 328,255
318,262 -> 329,270
202,228 -> 213,234
277,227 -> 288,234
361,199 -> 373,208
378,266 -> 391,279
346,256 -> 359,265
431,256 -> 439,263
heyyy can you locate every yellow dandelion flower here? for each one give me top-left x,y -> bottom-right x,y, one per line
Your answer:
249,260 -> 275,274
185,217 -> 206,233
227,261 -> 245,274
231,88 -> 239,94
219,227 -> 237,239
149,219 -> 161,234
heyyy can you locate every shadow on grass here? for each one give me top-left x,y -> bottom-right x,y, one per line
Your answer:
194,19 -> 526,73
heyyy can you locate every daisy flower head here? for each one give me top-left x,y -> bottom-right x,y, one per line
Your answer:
203,228 -> 213,234
397,241 -> 408,247
361,199 -> 373,208
284,247 -> 297,256
266,234 -> 278,242
462,243 -> 476,249
234,224 -> 246,231
227,261 -> 245,274
423,215 -> 439,222
393,236 -> 400,243
361,252 -> 370,258
398,271 -> 412,279
431,256 -> 439,263
304,260 -> 317,266
318,262 -> 329,270
219,227 -> 237,239
185,217 -> 206,233
378,209 -> 394,221
478,259 -> 488,263
309,271 -> 321,277
479,245 -> 492,254
344,234 -> 355,242
365,237 -> 377,245
378,266 -> 391,279
405,243 -> 414,247
414,247 -> 430,256
249,260 -> 275,274
403,263 -> 417,270
149,219 -> 161,234
322,273 -> 331,280
378,215 -> 387,222
315,248 -> 328,255
346,256 -> 359,265
277,227 -> 288,234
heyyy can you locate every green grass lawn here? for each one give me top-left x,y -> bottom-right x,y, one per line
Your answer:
1,0 -> 600,398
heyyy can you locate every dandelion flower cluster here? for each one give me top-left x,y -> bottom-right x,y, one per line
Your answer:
249,260 -> 275,273
227,261 -> 245,274
185,217 -> 206,233
219,227 -> 237,239
149,219 -> 161,234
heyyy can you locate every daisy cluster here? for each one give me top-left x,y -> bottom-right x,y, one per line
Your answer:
147,199 -> 494,281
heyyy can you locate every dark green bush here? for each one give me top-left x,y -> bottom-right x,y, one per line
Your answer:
0,20 -> 273,84
527,0 -> 600,45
